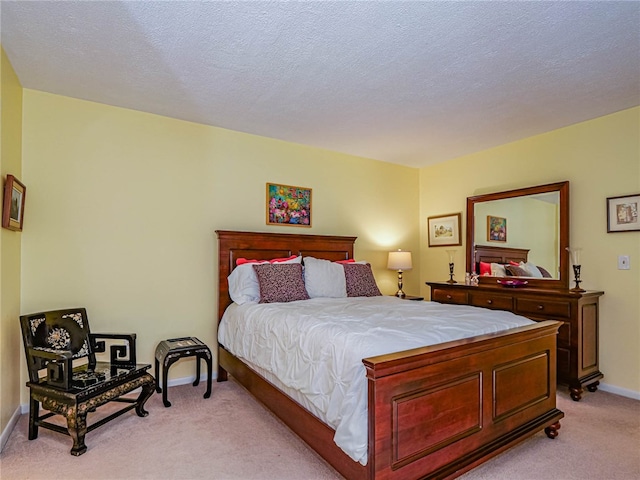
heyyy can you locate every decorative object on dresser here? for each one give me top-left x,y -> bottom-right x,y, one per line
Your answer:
606,193 -> 639,233
387,249 -> 412,297
427,212 -> 461,247
266,182 -> 312,227
566,247 -> 585,292
20,307 -> 156,455
2,174 -> 26,231
426,282 -> 603,401
216,230 -> 563,480
445,248 -> 457,283
154,337 -> 212,407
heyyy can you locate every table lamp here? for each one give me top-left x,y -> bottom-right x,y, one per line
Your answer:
388,250 -> 412,298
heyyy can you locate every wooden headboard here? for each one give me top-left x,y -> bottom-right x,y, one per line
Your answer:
474,244 -> 529,265
216,230 -> 356,321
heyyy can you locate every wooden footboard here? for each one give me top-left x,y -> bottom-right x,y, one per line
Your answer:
364,320 -> 563,480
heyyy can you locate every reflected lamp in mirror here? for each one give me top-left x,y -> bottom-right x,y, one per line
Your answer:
446,249 -> 458,284
388,250 -> 412,298
566,247 -> 585,292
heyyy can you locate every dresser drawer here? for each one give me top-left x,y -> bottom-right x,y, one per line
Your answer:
432,288 -> 468,304
515,298 -> 571,319
469,292 -> 513,310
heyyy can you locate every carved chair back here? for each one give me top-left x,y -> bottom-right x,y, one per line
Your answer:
20,307 -> 96,385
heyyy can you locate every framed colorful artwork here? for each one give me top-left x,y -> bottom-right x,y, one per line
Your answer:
2,174 -> 26,232
427,213 -> 461,247
487,216 -> 507,242
607,194 -> 639,232
266,183 -> 312,227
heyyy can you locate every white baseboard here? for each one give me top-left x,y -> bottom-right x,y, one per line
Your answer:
165,372 -> 217,388
599,382 -> 640,401
0,405 -> 22,453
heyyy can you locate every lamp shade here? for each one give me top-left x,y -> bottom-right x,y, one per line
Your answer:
387,250 -> 412,271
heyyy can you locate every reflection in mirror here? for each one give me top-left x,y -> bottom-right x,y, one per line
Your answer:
466,182 -> 570,290
474,192 -> 560,279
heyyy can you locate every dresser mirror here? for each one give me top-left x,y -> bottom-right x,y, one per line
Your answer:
465,181 -> 570,289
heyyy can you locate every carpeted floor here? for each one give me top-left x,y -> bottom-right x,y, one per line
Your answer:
1,379 -> 638,480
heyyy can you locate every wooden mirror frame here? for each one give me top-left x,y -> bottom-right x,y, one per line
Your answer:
466,181 -> 570,290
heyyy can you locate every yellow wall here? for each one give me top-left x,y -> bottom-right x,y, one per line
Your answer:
19,90 -> 421,397
420,107 -> 640,394
0,48 -> 23,439
9,86 -> 640,413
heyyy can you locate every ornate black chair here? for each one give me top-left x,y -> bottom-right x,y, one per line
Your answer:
20,307 -> 156,455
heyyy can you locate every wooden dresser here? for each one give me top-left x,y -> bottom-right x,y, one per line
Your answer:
426,282 -> 604,401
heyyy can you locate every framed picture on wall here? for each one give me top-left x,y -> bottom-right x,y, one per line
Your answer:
487,216 -> 507,242
607,193 -> 639,232
266,183 -> 312,227
2,174 -> 26,232
427,213 -> 461,247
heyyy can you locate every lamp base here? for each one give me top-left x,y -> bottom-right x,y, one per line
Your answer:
395,290 -> 406,298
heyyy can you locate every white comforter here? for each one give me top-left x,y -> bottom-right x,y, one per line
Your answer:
218,296 -> 534,465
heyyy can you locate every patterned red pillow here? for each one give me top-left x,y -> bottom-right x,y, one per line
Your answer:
343,263 -> 382,297
253,263 -> 309,303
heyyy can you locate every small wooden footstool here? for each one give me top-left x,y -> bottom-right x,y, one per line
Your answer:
154,337 -> 212,407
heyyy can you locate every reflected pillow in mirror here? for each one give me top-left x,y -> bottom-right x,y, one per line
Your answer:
521,261 -> 544,279
537,265 -> 553,278
505,265 -> 529,277
479,261 -> 492,276
491,263 -> 507,277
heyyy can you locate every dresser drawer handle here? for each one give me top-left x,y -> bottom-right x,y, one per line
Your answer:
537,305 -> 544,310
446,294 -> 452,300
486,300 -> 493,304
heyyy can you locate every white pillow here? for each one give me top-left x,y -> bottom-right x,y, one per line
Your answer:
490,263 -> 507,277
520,261 -> 543,279
228,256 -> 302,305
303,257 -> 347,298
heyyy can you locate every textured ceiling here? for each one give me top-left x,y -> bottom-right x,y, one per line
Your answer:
2,1 -> 639,168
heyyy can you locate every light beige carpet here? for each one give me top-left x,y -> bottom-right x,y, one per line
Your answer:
1,380 -> 638,480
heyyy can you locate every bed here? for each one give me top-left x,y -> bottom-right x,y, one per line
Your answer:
216,230 -> 563,480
